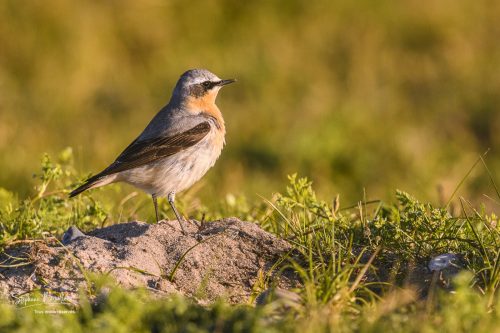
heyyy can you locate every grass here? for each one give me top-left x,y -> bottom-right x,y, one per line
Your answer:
1,151 -> 500,332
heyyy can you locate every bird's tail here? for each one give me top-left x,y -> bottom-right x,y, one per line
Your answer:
69,174 -> 115,198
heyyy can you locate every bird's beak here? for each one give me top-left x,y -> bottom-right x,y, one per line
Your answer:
218,79 -> 236,86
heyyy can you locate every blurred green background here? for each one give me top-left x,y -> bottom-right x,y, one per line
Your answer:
1,0 -> 499,209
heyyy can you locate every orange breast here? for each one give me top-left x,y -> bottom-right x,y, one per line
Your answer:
186,92 -> 226,135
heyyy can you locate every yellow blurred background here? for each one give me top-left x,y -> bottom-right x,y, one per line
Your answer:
1,0 -> 499,209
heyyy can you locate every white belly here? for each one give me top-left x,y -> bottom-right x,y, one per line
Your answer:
117,130 -> 224,197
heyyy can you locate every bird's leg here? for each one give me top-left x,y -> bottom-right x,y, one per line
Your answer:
152,194 -> 160,223
168,191 -> 187,234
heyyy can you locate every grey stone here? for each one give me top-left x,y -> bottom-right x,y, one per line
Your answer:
61,226 -> 86,245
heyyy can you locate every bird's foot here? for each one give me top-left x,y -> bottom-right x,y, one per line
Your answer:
176,217 -> 187,235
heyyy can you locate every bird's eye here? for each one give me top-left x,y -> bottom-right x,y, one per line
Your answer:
202,81 -> 211,88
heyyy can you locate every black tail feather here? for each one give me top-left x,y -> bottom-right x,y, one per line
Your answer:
69,174 -> 103,198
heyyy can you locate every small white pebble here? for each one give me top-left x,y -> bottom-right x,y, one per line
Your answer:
428,253 -> 460,272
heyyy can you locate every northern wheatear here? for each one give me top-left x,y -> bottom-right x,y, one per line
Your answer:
70,69 -> 235,233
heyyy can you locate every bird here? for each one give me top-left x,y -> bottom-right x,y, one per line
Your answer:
70,69 -> 235,233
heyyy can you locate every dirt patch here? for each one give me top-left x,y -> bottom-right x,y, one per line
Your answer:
0,218 -> 297,304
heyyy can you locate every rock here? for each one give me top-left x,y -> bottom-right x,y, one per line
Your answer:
428,253 -> 463,291
428,253 -> 461,272
255,287 -> 301,308
0,218 -> 298,304
61,226 -> 86,245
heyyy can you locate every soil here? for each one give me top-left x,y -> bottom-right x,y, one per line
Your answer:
0,218 -> 298,305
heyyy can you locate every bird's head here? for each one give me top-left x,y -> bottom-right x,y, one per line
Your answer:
172,69 -> 235,105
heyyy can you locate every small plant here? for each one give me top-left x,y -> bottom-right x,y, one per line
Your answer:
0,149 -> 107,249
261,174 -> 380,318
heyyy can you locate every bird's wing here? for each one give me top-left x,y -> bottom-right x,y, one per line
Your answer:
98,121 -> 211,176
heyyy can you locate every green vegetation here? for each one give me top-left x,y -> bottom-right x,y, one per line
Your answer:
3,274 -> 500,333
1,152 -> 500,332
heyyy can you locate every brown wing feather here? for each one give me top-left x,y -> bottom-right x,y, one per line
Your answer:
99,121 -> 211,176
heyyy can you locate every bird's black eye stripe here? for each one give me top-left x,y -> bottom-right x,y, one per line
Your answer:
201,81 -> 216,89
